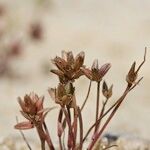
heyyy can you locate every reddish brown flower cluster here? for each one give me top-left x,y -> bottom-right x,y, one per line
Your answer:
81,59 -> 111,82
48,82 -> 75,108
15,93 -> 48,130
51,51 -> 85,83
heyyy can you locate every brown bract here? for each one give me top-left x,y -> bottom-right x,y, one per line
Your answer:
81,59 -> 111,82
126,61 -> 138,85
51,51 -> 85,83
15,92 -> 49,130
102,81 -> 113,99
48,82 -> 76,108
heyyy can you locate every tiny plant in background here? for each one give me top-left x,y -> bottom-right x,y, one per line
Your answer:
14,49 -> 147,150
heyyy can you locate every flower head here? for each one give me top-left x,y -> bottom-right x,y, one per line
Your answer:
81,59 -> 111,82
126,61 -> 138,85
15,92 -> 50,130
51,51 -> 85,83
102,81 -> 113,99
48,82 -> 76,108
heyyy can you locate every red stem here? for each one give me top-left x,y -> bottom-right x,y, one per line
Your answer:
81,80 -> 92,111
77,107 -> 83,150
43,122 -> 55,150
88,86 -> 130,150
94,81 -> 100,133
62,107 -> 75,149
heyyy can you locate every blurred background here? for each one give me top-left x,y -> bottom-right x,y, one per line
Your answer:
0,0 -> 150,144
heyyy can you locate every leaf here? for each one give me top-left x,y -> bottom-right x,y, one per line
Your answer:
14,121 -> 34,130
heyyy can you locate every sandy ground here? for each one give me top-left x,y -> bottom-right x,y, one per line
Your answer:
0,0 -> 150,144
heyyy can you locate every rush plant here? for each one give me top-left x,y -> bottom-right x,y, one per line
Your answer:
14,49 -> 147,150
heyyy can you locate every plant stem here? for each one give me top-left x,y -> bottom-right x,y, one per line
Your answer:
62,107 -> 75,149
97,98 -> 109,130
36,125 -> 46,150
83,78 -> 143,143
73,108 -> 78,144
94,81 -> 100,133
67,106 -> 71,122
81,80 -> 92,111
16,117 -> 32,150
83,98 -> 119,142
87,86 -> 130,150
77,107 -> 83,150
59,136 -> 63,150
43,122 -> 55,150
62,129 -> 66,150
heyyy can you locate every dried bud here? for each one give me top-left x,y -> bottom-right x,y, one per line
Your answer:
126,62 -> 137,85
51,51 -> 85,83
48,82 -> 75,107
81,60 -> 111,82
126,49 -> 146,86
102,81 -> 113,99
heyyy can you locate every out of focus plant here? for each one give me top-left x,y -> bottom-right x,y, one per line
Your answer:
0,38 -> 22,76
15,49 -> 146,150
29,22 -> 43,41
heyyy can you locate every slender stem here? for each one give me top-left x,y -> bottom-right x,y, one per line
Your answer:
135,47 -> 147,73
87,86 -> 130,150
59,136 -> 63,150
16,117 -> 32,150
94,81 -> 100,133
41,140 -> 45,150
67,106 -> 71,122
62,129 -> 66,150
83,79 -> 142,143
62,107 -> 75,149
43,122 -> 55,150
97,98 -> 109,130
66,106 -> 73,148
83,98 -> 120,142
73,108 -> 78,144
83,84 -> 134,143
81,80 -> 92,111
77,107 -> 83,150
36,125 -> 46,150
103,145 -> 118,150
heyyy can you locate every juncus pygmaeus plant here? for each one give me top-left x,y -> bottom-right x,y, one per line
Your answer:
15,49 -> 147,150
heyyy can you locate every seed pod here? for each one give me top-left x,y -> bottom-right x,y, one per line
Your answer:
126,62 -> 137,85
102,81 -> 113,99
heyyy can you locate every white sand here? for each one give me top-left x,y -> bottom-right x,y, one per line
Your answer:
0,0 -> 150,142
